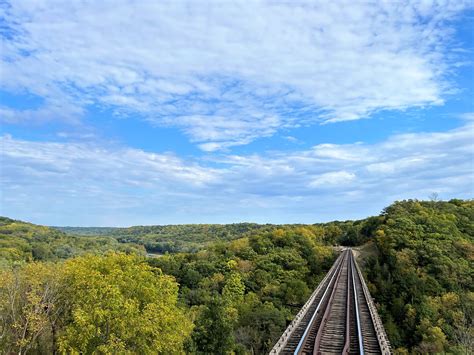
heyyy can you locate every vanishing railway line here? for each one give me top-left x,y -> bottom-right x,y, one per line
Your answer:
270,249 -> 391,354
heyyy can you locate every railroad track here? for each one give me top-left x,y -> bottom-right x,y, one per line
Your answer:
270,249 -> 391,355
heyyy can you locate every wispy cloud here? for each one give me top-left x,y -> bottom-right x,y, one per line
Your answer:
1,122 -> 472,225
0,101 -> 83,124
0,135 -> 218,188
1,0 -> 471,149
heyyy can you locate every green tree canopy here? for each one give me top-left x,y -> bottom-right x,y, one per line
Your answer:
58,253 -> 193,354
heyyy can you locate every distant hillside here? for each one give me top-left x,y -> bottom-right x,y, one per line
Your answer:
0,217 -> 145,264
54,226 -> 120,236
57,223 -> 280,253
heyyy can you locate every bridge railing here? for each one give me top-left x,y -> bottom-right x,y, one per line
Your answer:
268,252 -> 342,354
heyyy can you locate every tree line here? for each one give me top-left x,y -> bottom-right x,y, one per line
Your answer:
0,199 -> 472,353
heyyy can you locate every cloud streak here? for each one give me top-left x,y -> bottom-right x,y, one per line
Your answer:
1,0 -> 471,149
1,122 -> 472,225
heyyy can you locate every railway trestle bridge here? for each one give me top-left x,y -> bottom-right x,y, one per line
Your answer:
270,249 -> 391,354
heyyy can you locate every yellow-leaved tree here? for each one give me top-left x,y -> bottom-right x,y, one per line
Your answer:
0,262 -> 61,355
57,253 -> 193,354
0,253 -> 193,354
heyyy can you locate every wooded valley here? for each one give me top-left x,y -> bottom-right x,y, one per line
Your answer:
0,199 -> 472,354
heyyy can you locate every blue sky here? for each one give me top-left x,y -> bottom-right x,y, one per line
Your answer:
1,1 -> 473,226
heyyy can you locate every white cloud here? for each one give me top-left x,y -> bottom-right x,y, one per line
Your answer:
177,113 -> 281,151
1,123 -> 472,225
1,0 -> 471,149
309,171 -> 356,188
0,101 -> 83,124
0,135 -> 219,189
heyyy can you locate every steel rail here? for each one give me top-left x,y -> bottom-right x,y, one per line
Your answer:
351,251 -> 365,355
342,251 -> 352,354
313,250 -> 348,353
293,250 -> 347,355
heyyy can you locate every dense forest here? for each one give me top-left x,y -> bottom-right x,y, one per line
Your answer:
56,223 -> 281,253
0,199 -> 472,353
361,200 -> 473,353
0,217 -> 145,265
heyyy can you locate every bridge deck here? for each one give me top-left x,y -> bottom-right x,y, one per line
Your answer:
270,249 -> 391,354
